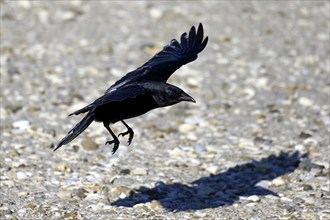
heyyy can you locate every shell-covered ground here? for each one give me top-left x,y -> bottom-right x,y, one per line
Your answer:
1,1 -> 329,219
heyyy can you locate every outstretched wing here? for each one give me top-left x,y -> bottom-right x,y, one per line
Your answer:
106,23 -> 208,93
141,23 -> 208,80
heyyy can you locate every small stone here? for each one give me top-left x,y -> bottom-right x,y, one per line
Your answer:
112,177 -> 135,187
81,138 -> 99,151
255,77 -> 269,89
303,138 -> 318,147
110,186 -> 132,198
150,200 -> 163,211
75,188 -> 88,199
0,107 -> 8,119
61,11 -> 76,21
194,211 -> 207,217
119,193 -> 127,199
302,184 -> 313,191
244,88 -> 255,98
178,124 -> 195,133
298,97 -> 313,107
133,203 -> 149,211
295,144 -> 308,154
55,164 -> 73,173
131,168 -> 148,176
247,195 -> 260,202
18,191 -> 29,197
238,138 -> 255,148
24,203 -> 37,209
17,208 -> 27,217
18,0 -> 31,9
13,120 -> 30,130
299,131 -> 312,139
187,133 -> 197,141
1,180 -> 14,187
187,78 -> 199,88
205,165 -> 219,175
16,171 -> 28,180
271,177 -> 286,187
194,145 -> 206,152
246,202 -> 256,207
64,211 -> 78,219
149,8 -> 163,19
57,191 -> 71,199
37,8 -> 49,24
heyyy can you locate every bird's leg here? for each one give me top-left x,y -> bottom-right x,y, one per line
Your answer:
103,122 -> 120,154
118,120 -> 134,145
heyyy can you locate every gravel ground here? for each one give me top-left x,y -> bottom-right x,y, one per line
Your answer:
1,1 -> 329,220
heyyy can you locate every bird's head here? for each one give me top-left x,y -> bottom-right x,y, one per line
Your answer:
159,84 -> 196,106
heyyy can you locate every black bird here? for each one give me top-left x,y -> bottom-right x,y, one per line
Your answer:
55,23 -> 208,154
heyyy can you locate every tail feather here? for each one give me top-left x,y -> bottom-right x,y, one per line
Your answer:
55,111 -> 95,151
69,105 -> 93,116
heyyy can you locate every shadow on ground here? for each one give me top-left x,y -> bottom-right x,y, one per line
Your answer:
111,151 -> 306,211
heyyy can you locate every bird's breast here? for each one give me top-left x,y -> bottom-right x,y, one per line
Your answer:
94,94 -> 158,123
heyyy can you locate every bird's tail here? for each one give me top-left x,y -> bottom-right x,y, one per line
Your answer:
54,111 -> 96,151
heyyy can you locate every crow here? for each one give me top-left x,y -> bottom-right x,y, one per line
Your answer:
55,23 -> 208,154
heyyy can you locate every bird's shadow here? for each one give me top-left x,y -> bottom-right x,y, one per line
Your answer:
111,151 -> 306,212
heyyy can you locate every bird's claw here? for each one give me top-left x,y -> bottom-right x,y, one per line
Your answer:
118,131 -> 130,137
105,139 -> 120,154
118,130 -> 134,145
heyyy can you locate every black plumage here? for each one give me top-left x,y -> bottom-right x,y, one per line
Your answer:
55,23 -> 208,154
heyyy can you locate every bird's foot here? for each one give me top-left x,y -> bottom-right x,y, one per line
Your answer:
118,129 -> 134,146
105,139 -> 120,154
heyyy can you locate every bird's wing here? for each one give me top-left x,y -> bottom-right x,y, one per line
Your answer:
106,23 -> 208,93
140,23 -> 208,81
92,84 -> 146,107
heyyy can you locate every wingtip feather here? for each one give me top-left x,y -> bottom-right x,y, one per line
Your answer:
188,25 -> 197,47
200,36 -> 208,52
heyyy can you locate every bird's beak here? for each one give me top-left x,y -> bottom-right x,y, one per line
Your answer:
181,93 -> 196,103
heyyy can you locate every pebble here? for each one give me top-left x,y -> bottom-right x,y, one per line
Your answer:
194,211 -> 207,217
298,97 -> 313,107
303,197 -> 315,205
75,188 -> 88,199
112,177 -> 135,187
187,78 -> 199,88
247,195 -> 261,202
187,133 -> 198,141
246,202 -> 256,207
55,164 -> 73,173
18,191 -> 29,197
110,186 -> 132,198
16,171 -> 28,180
130,167 -> 148,176
150,200 -> 163,211
61,11 -> 76,21
295,144 -> 307,153
238,138 -> 255,149
149,8 -> 163,19
178,124 -> 195,133
205,165 -> 219,175
0,107 -> 7,119
57,191 -> 72,199
18,0 -> 31,9
271,177 -> 286,187
303,138 -> 318,147
12,120 -> 30,130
